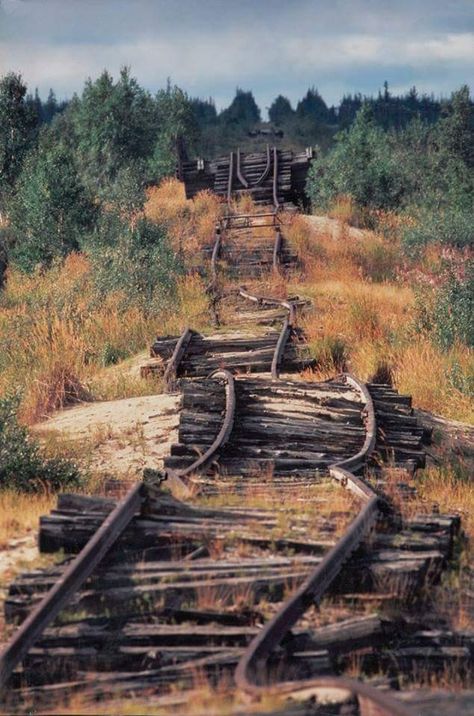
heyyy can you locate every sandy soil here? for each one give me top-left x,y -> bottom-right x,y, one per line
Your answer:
33,392 -> 181,479
304,214 -> 371,242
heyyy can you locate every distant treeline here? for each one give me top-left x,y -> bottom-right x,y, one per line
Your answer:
0,67 -> 472,287
28,81 -> 454,156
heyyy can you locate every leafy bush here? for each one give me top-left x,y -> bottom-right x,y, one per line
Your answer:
0,393 -> 82,492
88,212 -> 183,314
8,137 -> 96,272
307,105 -> 405,212
403,208 -> 473,252
415,261 -> 473,349
308,87 -> 474,252
432,263 -> 474,348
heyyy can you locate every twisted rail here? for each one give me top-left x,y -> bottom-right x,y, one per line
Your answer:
272,225 -> 282,271
234,374 -> 414,716
236,148 -> 249,188
254,144 -> 272,186
168,369 -> 236,490
210,224 -> 222,284
272,146 -> 280,208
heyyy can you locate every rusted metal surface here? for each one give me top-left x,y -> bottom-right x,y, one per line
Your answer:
227,151 -> 234,205
236,148 -> 249,188
272,146 -> 279,208
271,317 -> 291,380
234,373 -> 415,716
238,286 -> 300,325
163,327 -> 195,391
272,226 -> 282,271
0,483 -> 144,691
210,225 -> 222,283
253,144 -> 272,186
173,369 -> 235,484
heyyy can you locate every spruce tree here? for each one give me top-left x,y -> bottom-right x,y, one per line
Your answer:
269,95 -> 294,125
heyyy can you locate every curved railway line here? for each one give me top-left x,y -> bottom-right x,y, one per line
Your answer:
0,189 -> 472,715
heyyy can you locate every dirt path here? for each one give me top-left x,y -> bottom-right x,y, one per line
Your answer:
33,392 -> 181,480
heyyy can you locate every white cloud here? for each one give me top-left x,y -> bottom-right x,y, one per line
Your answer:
0,1 -> 472,105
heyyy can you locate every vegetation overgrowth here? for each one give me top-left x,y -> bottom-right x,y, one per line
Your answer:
284,215 -> 473,424
0,65 -> 472,512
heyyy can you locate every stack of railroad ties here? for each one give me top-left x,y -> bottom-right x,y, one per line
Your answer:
0,207 -> 473,716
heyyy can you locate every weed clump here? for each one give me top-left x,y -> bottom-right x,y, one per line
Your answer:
0,393 -> 82,492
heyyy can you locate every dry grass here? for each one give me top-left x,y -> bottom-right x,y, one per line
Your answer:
285,216 -> 473,423
418,465 -> 474,540
144,178 -> 221,257
0,491 -> 55,547
0,252 -> 211,424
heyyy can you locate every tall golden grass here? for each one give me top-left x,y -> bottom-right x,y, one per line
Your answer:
1,186 -> 472,428
0,254 -> 210,424
144,178 -> 221,257
286,214 -> 473,423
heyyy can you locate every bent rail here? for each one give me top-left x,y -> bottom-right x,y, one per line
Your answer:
253,144 -> 272,187
271,317 -> 291,380
238,286 -> 300,325
210,224 -> 222,284
272,226 -> 282,271
236,148 -> 249,188
234,374 -> 415,716
272,146 -> 279,208
170,369 -> 236,487
0,482 -> 144,690
163,328 -> 195,391
227,151 -> 234,205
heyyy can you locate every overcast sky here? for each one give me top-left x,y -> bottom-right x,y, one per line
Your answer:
0,0 -> 472,112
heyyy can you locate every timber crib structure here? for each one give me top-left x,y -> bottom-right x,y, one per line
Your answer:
1,160 -> 473,716
177,144 -> 313,207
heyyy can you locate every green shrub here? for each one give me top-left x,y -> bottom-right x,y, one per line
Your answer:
432,263 -> 474,348
0,393 -> 82,492
403,208 -> 473,252
307,104 -> 405,213
87,213 -> 183,314
8,138 -> 96,272
415,261 -> 473,348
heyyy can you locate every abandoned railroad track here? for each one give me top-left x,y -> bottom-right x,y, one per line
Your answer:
0,181 -> 472,715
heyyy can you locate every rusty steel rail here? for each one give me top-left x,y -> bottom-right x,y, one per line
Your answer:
163,327 -> 195,391
238,286 -> 301,325
222,211 -> 280,222
169,369 -> 236,489
253,144 -> 272,187
234,374 -> 415,716
0,483 -> 144,691
272,225 -> 282,271
227,151 -> 234,205
272,146 -> 279,208
210,224 -> 222,284
271,317 -> 291,380
236,148 -> 249,188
